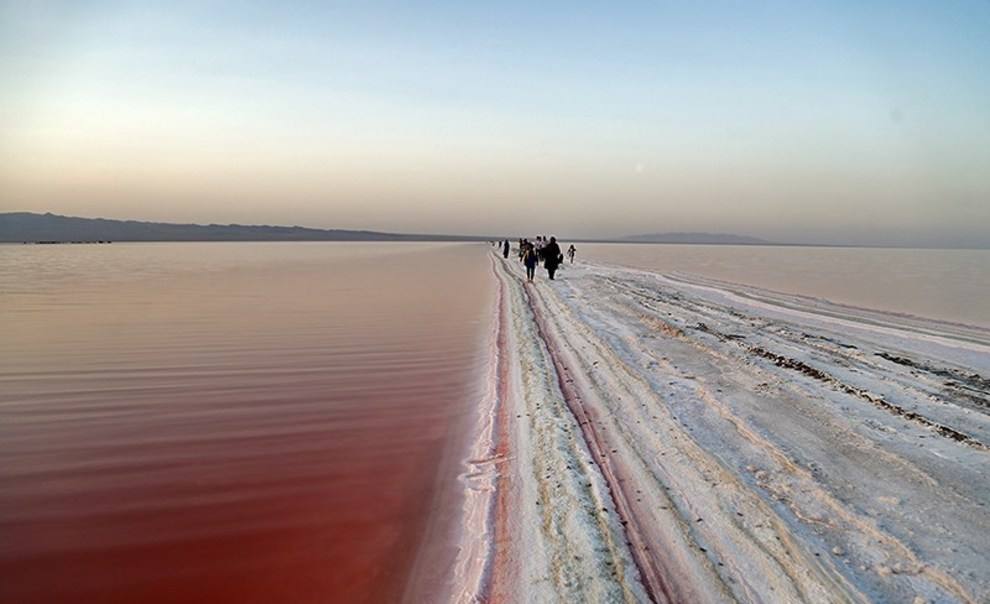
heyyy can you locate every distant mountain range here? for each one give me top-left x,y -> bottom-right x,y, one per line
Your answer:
0,212 -> 494,243
0,212 -> 775,246
3,212 -> 984,248
621,232 -> 771,245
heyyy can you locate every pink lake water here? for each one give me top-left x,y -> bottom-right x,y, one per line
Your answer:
0,242 -> 493,603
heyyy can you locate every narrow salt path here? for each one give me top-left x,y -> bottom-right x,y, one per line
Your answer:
480,254 -> 651,603
472,251 -> 989,603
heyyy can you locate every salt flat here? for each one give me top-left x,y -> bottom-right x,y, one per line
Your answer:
470,251 -> 990,603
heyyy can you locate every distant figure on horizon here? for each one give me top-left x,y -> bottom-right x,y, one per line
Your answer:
523,245 -> 538,282
502,239 -> 510,259
567,244 -> 577,263
544,236 -> 562,280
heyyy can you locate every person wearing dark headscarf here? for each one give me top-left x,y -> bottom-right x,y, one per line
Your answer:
543,236 -> 562,280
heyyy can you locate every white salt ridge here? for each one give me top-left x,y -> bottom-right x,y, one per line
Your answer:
442,257 -> 505,603
456,252 -> 989,603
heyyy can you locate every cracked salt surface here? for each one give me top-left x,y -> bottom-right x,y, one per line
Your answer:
463,252 -> 989,603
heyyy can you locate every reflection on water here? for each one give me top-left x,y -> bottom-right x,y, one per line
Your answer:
0,242 -> 493,603
580,244 -> 990,328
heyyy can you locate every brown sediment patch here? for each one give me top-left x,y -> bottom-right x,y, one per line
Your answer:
693,321 -> 746,341
876,352 -> 990,411
876,352 -> 990,388
641,315 -> 686,339
750,347 -> 989,451
750,347 -> 832,381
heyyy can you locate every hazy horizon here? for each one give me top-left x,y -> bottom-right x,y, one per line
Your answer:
2,2 -> 988,247
7,209 -> 990,248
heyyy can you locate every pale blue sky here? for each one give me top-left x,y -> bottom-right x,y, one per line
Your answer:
2,1 -> 988,245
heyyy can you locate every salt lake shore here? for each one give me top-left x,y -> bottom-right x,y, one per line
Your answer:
448,250 -> 990,604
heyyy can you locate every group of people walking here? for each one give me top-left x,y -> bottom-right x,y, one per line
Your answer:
495,236 -> 577,282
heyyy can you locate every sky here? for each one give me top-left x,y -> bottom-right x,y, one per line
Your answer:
1,1 -> 988,245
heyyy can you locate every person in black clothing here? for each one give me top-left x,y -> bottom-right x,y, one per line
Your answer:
543,236 -> 562,280
523,245 -> 538,281
502,239 -> 510,258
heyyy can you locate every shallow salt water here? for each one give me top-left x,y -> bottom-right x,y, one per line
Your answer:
578,243 -> 990,328
0,242 -> 493,603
